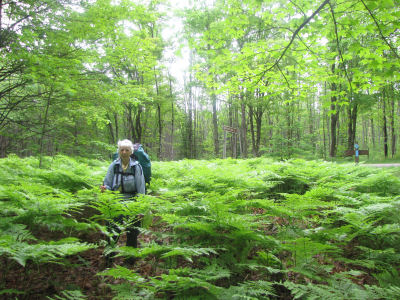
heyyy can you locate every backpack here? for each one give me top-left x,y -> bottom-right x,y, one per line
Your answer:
131,144 -> 151,185
113,163 -> 138,193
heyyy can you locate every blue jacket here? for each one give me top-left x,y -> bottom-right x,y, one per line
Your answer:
103,158 -> 145,196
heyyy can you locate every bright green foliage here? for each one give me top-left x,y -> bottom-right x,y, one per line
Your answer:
0,155 -> 99,269
92,157 -> 400,299
1,155 -> 399,298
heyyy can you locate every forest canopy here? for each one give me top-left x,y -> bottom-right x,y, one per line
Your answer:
0,0 -> 399,160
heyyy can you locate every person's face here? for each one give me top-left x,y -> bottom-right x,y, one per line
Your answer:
119,146 -> 132,160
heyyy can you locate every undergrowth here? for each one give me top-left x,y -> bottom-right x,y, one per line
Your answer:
1,155 -> 399,299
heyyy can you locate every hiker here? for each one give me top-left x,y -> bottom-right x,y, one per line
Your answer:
100,139 -> 145,255
354,141 -> 360,164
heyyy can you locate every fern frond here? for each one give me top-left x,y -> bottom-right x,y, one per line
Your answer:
47,290 -> 87,300
161,246 -> 218,263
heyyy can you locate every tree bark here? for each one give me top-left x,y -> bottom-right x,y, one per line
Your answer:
168,75 -> 175,160
187,82 -> 193,159
347,102 -> 358,151
135,106 -> 142,143
212,93 -> 219,157
249,105 -> 256,156
107,113 -> 115,144
39,88 -> 53,168
330,64 -> 339,157
240,93 -> 247,158
114,113 -> 119,142
251,105 -> 264,157
154,69 -> 162,159
0,134 -> 8,158
382,91 -> 388,158
390,86 -> 396,157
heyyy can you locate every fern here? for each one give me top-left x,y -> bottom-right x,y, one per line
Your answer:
0,234 -> 95,266
216,279 -> 276,300
284,275 -> 392,300
161,246 -> 218,262
47,290 -> 87,300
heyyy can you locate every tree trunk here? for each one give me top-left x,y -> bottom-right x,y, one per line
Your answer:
370,118 -> 375,147
135,106 -> 142,143
107,113 -> 115,144
329,64 -> 339,157
323,108 -> 327,159
228,99 -> 233,158
382,91 -> 388,158
157,103 -> 162,159
0,135 -> 8,158
154,68 -> 162,160
390,86 -> 396,157
169,75 -> 175,160
114,113 -> 119,143
347,103 -> 358,151
249,105 -> 256,156
240,93 -> 247,158
193,90 -> 197,159
254,106 -> 263,157
187,84 -> 193,159
212,93 -> 219,157
39,88 -> 53,168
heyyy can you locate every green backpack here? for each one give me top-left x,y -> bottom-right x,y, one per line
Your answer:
132,144 -> 151,185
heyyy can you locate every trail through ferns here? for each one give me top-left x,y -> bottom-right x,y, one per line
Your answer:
1,155 -> 399,299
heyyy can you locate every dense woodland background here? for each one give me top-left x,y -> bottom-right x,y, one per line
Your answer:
0,0 -> 399,161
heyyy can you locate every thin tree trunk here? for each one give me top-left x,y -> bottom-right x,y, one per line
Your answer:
39,88 -> 53,168
154,68 -> 162,159
390,87 -> 396,157
330,64 -> 339,157
212,93 -> 219,157
135,106 -> 142,142
347,103 -> 358,151
254,106 -> 263,157
187,85 -> 193,159
382,91 -> 388,158
209,93 -> 218,157
168,75 -> 175,160
0,135 -> 8,158
323,108 -> 327,159
114,113 -> 119,143
107,113 -> 115,144
240,93 -> 247,158
249,105 -> 256,156
193,90 -> 197,159
228,99 -> 233,158
370,118 -> 375,147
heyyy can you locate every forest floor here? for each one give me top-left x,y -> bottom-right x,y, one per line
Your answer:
362,163 -> 400,167
1,229 -> 161,299
1,208 -> 162,300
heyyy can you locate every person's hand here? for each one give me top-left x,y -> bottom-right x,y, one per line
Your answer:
100,185 -> 107,193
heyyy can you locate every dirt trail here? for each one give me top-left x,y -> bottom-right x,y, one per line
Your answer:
361,163 -> 400,167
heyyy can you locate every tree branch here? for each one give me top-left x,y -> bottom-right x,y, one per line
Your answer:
254,0 -> 330,84
329,1 -> 353,99
360,0 -> 399,59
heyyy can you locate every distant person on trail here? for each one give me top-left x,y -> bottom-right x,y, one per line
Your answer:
100,139 -> 145,264
354,141 -> 360,164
